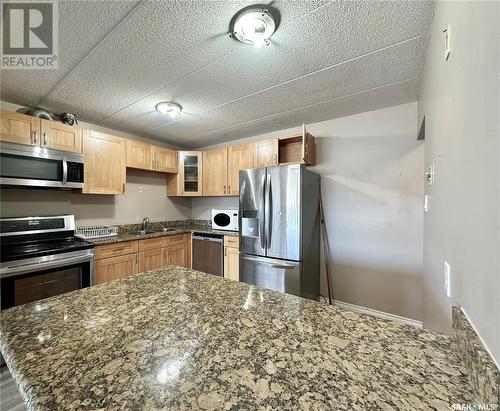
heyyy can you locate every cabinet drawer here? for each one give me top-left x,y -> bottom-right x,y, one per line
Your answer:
95,241 -> 138,260
138,237 -> 166,251
165,233 -> 188,246
224,236 -> 239,248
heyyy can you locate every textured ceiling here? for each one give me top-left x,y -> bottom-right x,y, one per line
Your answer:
1,0 -> 434,148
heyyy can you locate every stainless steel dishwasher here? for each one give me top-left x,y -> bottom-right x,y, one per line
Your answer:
192,233 -> 223,277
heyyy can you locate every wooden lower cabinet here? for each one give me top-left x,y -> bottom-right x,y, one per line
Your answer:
94,234 -> 191,284
138,248 -> 163,272
164,244 -> 189,268
223,236 -> 240,281
95,253 -> 138,284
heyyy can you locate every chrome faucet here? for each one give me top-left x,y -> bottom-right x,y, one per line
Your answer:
142,217 -> 150,231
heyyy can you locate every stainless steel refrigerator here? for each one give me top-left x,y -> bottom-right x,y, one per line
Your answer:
239,164 -> 320,300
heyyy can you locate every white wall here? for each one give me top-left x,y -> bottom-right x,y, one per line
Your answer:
0,101 -> 191,225
195,102 -> 424,321
418,2 -> 500,365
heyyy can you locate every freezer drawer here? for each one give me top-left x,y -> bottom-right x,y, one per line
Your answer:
240,254 -> 301,297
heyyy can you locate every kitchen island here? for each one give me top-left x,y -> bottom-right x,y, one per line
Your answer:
0,267 -> 475,410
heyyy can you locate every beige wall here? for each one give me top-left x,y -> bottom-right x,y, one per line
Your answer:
191,197 -> 238,220
0,169 -> 191,226
418,2 -> 500,365
194,102 -> 424,321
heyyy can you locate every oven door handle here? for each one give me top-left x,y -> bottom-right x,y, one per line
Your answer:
0,252 -> 94,278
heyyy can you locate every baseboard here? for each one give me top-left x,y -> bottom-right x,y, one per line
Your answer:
321,297 -> 423,328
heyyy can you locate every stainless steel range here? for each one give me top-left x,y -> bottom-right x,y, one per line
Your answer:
0,215 -> 94,310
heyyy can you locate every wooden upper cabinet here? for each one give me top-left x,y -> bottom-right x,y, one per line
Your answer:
167,151 -> 203,196
82,130 -> 126,195
202,148 -> 228,196
279,131 -> 316,166
40,119 -> 82,153
227,143 -> 254,196
127,139 -> 152,170
153,146 -> 177,173
126,140 -> 177,173
254,139 -> 279,168
0,109 -> 40,146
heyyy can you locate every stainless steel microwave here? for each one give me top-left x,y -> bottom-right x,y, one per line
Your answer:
0,142 -> 84,189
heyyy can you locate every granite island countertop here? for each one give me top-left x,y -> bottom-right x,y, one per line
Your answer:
0,267 -> 476,410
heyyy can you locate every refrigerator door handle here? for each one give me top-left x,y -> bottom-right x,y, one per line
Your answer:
265,173 -> 272,249
259,173 -> 266,249
241,255 -> 296,269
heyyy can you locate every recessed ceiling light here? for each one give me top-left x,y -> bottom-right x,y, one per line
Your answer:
229,7 -> 277,48
156,102 -> 182,117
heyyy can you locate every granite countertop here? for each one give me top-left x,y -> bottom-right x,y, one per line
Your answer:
88,224 -> 238,246
0,267 -> 476,410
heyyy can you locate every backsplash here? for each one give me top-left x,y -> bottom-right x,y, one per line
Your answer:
104,219 -> 212,233
452,306 -> 499,404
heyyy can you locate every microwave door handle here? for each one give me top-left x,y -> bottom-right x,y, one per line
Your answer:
62,159 -> 68,185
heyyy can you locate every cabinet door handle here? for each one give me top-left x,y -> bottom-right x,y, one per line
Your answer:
32,130 -> 38,145
43,132 -> 48,146
123,183 -> 126,194
273,153 -> 277,164
228,185 -> 230,194
224,247 -> 227,257
223,185 -> 226,194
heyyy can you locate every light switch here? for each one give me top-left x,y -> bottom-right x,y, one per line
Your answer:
425,164 -> 435,186
444,25 -> 451,61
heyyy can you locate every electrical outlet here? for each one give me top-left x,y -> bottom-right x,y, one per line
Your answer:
444,261 -> 451,298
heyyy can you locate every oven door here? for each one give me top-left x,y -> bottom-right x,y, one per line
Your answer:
0,142 -> 84,189
0,249 -> 93,310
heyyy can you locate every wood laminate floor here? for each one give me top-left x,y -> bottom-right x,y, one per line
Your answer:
0,366 -> 25,411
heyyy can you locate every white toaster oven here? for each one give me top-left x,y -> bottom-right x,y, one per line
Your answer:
211,209 -> 239,231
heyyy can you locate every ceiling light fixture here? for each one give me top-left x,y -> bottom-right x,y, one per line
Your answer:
155,102 -> 182,117
229,6 -> 278,48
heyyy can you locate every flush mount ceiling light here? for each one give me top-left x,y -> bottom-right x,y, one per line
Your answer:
155,102 -> 182,117
229,6 -> 278,48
